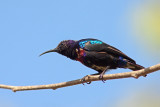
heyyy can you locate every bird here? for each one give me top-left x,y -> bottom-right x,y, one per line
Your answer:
40,38 -> 145,83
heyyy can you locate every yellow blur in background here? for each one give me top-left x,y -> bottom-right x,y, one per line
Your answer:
130,0 -> 160,55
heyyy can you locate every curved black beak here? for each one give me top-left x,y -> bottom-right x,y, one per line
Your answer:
39,48 -> 58,56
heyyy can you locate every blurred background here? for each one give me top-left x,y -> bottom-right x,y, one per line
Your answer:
0,0 -> 159,107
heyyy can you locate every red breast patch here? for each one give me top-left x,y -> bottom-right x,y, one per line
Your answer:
76,48 -> 85,63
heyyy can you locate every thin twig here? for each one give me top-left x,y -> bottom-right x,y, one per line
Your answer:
0,64 -> 160,92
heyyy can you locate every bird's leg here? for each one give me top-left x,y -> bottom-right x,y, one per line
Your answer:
81,66 -> 110,84
99,66 -> 110,83
81,73 -> 101,85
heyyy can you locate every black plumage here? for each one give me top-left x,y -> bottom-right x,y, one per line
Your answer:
40,38 -> 145,82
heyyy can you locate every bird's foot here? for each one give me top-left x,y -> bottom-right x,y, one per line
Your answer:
144,74 -> 147,77
99,74 -> 106,83
98,66 -> 109,83
81,75 -> 92,85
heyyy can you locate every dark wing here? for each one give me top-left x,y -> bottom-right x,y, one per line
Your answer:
82,41 -> 136,63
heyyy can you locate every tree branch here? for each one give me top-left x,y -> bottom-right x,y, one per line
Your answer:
0,64 -> 160,92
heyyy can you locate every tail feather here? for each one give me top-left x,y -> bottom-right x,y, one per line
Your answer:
127,62 -> 147,77
127,62 -> 145,71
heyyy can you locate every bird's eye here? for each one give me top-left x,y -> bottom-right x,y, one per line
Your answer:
61,43 -> 64,46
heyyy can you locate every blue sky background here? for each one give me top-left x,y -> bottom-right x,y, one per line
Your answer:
0,0 -> 159,107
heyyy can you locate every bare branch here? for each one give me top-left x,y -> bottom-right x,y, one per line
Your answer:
0,64 -> 160,92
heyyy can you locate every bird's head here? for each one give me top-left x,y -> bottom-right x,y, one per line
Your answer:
40,40 -> 77,59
